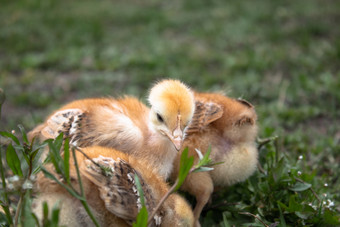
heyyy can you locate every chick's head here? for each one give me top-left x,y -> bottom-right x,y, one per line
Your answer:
148,79 -> 195,151
198,92 -> 258,143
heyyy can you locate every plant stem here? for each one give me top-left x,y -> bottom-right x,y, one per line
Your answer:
72,148 -> 85,198
0,147 -> 13,225
295,177 -> 321,202
257,162 -> 266,175
41,167 -> 84,200
80,200 -> 101,227
147,179 -> 179,227
71,148 -> 100,227
14,190 -> 25,227
239,212 -> 269,227
73,146 -> 101,168
147,165 -> 200,226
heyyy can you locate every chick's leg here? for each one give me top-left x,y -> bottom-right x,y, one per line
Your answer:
181,171 -> 213,227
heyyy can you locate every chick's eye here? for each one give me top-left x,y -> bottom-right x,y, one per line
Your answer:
157,113 -> 164,123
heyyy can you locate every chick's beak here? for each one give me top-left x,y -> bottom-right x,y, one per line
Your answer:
171,115 -> 183,151
171,132 -> 183,151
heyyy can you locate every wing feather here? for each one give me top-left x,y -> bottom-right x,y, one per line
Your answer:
185,101 -> 223,133
80,156 -> 158,225
40,109 -> 85,145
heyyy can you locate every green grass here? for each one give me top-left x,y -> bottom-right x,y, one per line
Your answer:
1,0 -> 339,226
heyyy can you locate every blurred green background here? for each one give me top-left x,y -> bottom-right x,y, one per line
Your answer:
0,0 -> 339,225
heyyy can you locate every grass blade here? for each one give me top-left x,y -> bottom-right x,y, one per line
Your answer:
63,138 -> 70,185
41,167 -> 84,200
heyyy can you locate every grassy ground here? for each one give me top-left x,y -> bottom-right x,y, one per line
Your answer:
1,0 -> 339,226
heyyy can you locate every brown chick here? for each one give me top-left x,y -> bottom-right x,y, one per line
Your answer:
171,92 -> 258,226
28,79 -> 195,179
33,146 -> 194,227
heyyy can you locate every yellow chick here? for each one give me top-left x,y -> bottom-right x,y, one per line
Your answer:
29,79 -> 195,179
171,92 -> 258,226
33,146 -> 194,227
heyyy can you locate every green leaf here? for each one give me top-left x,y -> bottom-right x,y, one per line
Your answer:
31,213 -> 41,227
47,133 -> 64,174
271,158 -> 286,182
51,202 -> 61,226
175,147 -> 194,191
288,182 -> 311,192
278,204 -> 287,227
194,146 -> 212,169
134,174 -> 145,207
63,138 -> 70,185
0,131 -> 20,145
54,133 -> 64,151
192,166 -> 214,173
22,151 -> 30,166
0,146 -> 13,225
42,201 -> 49,227
30,148 -> 40,163
47,141 -> 61,174
6,143 -> 23,177
18,124 -> 29,144
295,211 -> 313,220
287,195 -> 303,212
133,206 -> 148,227
222,212 -> 231,227
277,201 -> 289,211
323,208 -> 340,225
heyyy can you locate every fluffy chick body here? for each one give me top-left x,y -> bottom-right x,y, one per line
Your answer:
171,92 -> 258,226
29,80 -> 195,179
33,146 -> 194,227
